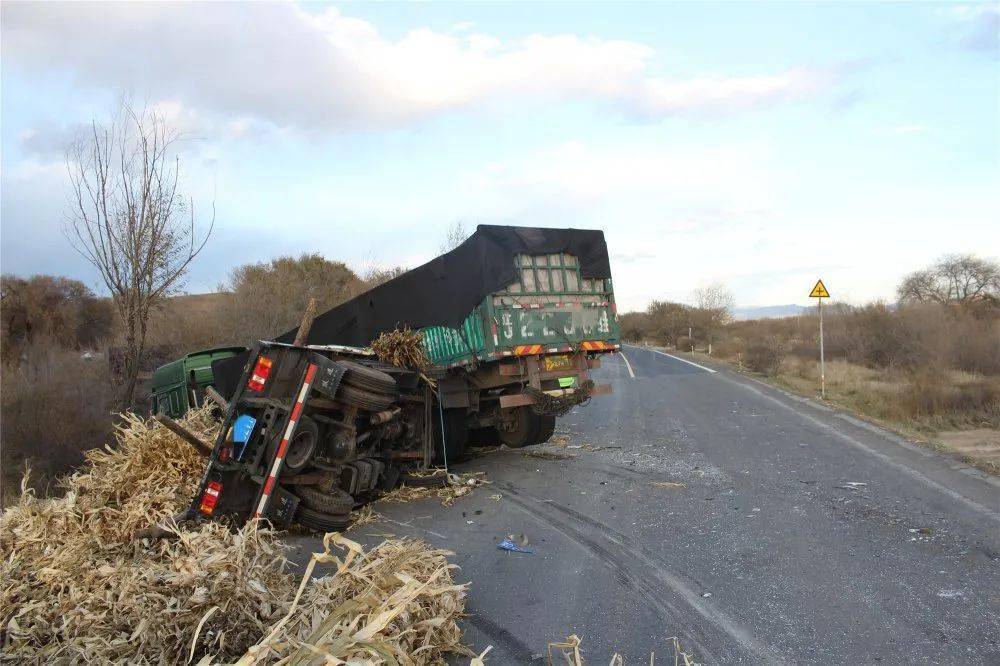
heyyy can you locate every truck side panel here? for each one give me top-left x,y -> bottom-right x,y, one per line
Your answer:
419,252 -> 619,368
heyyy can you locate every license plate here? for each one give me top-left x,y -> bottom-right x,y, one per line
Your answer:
543,354 -> 573,372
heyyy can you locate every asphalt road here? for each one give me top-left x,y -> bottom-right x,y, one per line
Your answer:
288,346 -> 1000,664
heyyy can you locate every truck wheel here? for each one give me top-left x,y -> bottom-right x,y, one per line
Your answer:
399,470 -> 450,487
468,426 -> 500,446
338,360 -> 397,395
293,485 -> 355,514
496,406 -> 539,448
284,416 -> 319,471
336,383 -> 396,411
530,415 -> 557,445
295,505 -> 352,532
434,408 -> 469,462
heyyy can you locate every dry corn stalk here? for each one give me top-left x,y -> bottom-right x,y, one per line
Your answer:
1,408 -> 469,664
371,326 -> 431,371
379,471 -> 489,507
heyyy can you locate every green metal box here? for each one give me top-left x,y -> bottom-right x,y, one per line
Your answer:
421,252 -> 619,367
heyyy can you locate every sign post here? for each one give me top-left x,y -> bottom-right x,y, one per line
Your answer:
809,279 -> 830,399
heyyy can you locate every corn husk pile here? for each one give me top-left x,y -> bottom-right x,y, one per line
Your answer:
1,410 -> 470,664
371,327 -> 431,372
243,533 -> 469,664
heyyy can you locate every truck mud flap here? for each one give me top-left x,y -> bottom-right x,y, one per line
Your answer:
263,485 -> 299,529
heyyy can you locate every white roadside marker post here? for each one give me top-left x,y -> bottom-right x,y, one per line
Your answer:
809,279 -> 831,399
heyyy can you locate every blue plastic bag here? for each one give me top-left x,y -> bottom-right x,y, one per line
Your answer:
497,538 -> 533,554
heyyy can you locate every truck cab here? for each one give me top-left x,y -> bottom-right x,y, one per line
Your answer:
151,346 -> 246,417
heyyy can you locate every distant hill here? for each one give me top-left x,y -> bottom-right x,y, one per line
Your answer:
732,304 -> 810,320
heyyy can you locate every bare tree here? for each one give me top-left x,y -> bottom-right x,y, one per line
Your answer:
897,254 -> 1000,307
439,221 -> 469,253
65,100 -> 213,407
691,282 -> 735,347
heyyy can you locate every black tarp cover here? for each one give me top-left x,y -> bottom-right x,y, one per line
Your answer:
277,224 -> 611,347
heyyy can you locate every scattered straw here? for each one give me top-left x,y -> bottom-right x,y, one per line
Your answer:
1,408 -> 469,664
347,503 -> 382,531
379,472 -> 489,507
547,634 -> 700,666
520,449 -> 576,461
371,326 -> 431,372
650,482 -> 687,489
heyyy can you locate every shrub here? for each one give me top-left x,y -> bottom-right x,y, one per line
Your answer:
744,344 -> 783,376
675,335 -> 695,351
1,274 -> 115,363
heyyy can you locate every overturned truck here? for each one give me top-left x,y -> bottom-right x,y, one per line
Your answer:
174,225 -> 620,529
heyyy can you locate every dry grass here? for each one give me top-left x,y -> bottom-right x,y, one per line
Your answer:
705,352 -> 1000,474
1,341 -> 116,503
770,358 -> 1000,431
1,408 -> 470,664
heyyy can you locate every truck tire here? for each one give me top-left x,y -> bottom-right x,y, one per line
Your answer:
293,485 -> 355,514
496,406 -> 539,448
336,383 -> 396,411
434,407 -> 469,462
339,360 -> 397,395
530,414 -> 557,445
285,416 -> 319,471
399,470 -> 450,487
295,505 -> 352,532
468,426 -> 500,446
267,415 -> 319,473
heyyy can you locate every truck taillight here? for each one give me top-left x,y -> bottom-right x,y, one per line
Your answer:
247,356 -> 273,391
198,480 -> 223,515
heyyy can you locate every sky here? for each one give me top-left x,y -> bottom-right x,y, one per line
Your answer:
2,1 -> 998,312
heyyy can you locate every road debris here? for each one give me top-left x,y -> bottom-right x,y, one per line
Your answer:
547,634 -> 700,665
520,449 -> 576,460
508,532 -> 530,547
0,409 -> 470,664
347,503 -> 381,530
650,481 -> 687,489
497,538 -> 534,554
379,471 -> 489,507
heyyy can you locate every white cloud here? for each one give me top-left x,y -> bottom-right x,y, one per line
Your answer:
942,3 -> 1000,52
2,2 -> 844,132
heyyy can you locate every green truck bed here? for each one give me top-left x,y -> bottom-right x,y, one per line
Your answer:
421,251 -> 619,367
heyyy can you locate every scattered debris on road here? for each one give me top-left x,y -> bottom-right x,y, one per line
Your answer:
347,503 -> 381,530
651,481 -> 687,489
497,538 -> 534,554
379,471 -> 489,507
547,634 -> 700,665
520,448 -> 576,460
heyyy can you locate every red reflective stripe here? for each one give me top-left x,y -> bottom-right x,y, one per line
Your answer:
253,362 -> 318,519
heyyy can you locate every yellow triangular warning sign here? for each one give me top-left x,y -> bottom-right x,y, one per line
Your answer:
809,279 -> 830,298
